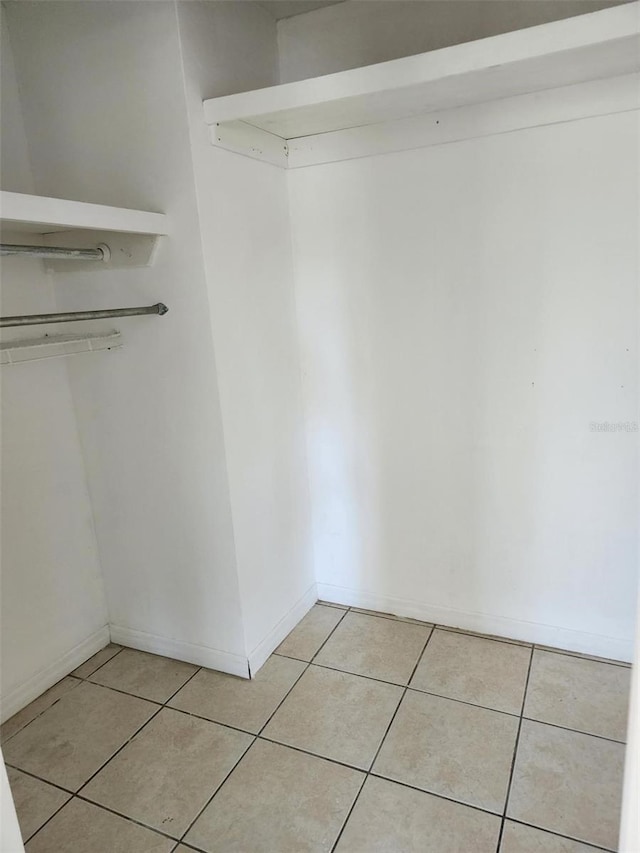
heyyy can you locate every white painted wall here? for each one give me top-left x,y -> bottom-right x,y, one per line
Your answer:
289,108 -> 639,660
0,757 -> 24,853
3,1 -> 247,674
278,0 -> 629,82
0,7 -> 109,721
177,1 -> 316,669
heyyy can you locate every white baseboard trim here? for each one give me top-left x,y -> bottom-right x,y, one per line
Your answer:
0,625 -> 110,723
109,625 -> 250,678
316,583 -> 633,663
248,582 -> 318,675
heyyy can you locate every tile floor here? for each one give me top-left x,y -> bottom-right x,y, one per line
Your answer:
2,603 -> 631,852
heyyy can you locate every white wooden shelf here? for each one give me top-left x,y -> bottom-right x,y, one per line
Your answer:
0,192 -> 168,270
0,331 -> 121,365
0,191 -> 167,236
204,2 -> 640,168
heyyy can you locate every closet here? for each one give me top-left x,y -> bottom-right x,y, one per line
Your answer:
0,0 -> 637,755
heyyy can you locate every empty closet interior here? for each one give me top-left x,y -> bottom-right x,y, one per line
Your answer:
0,0 -> 638,734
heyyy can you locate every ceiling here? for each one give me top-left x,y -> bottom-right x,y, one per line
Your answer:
257,1 -> 345,20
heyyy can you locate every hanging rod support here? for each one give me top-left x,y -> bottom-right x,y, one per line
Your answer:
0,303 -> 168,328
0,243 -> 109,261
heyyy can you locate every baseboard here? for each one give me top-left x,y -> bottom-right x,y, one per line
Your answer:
316,583 -> 633,663
109,625 -> 250,678
0,625 -> 110,723
248,582 -> 318,675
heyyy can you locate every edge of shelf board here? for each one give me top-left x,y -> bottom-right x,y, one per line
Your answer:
0,191 -> 168,236
203,2 -> 639,135
0,330 -> 122,364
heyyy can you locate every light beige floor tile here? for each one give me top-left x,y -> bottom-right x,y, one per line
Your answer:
169,654 -> 305,733
524,650 -> 630,741
275,604 -> 345,661
500,821 -> 606,852
507,720 -> 625,850
82,707 -> 252,838
410,628 -> 530,714
3,682 -> 156,791
25,798 -> 174,853
1,678 -> 80,744
315,611 -> 431,684
373,691 -> 518,812
263,665 -> 402,769
335,775 -> 501,852
88,648 -> 198,703
71,644 -> 122,679
185,739 -> 364,852
6,767 -> 70,841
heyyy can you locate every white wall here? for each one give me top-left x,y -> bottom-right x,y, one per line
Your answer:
278,0 -> 629,82
289,108 -> 638,660
0,6 -> 109,720
3,1 -> 248,674
177,2 -> 316,669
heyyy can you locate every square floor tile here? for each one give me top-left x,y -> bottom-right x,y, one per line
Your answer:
500,821 -> 605,852
315,611 -> 431,684
524,650 -> 630,741
1,677 -> 80,744
185,739 -> 364,852
25,798 -> 174,853
275,604 -> 345,661
88,648 -> 198,703
373,691 -> 518,812
263,665 -> 403,769
507,720 -> 625,850
3,682 -> 156,791
6,767 -> 70,841
81,707 -> 252,838
71,644 -> 122,679
335,775 -> 501,852
410,629 -> 531,714
169,654 -> 305,733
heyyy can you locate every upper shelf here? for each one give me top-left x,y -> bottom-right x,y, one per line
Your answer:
0,191 -> 168,236
203,2 -> 640,167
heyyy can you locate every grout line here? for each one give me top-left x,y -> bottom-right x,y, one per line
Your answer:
23,791 -> 74,845
329,772 -> 368,851
329,625 -> 436,852
520,716 -> 626,745
435,624 -> 531,649
75,645 -> 126,679
495,644 -> 535,853
175,736 -> 257,844
367,770 -> 502,818
0,681 -> 84,747
532,643 -> 631,669
504,817 -> 615,853
4,764 -> 74,796
80,679 -> 165,706
257,736 -> 365,773
72,794 -> 180,843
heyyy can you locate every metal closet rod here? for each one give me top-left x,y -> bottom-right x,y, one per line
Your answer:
1,243 -> 108,261
0,303 -> 169,328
